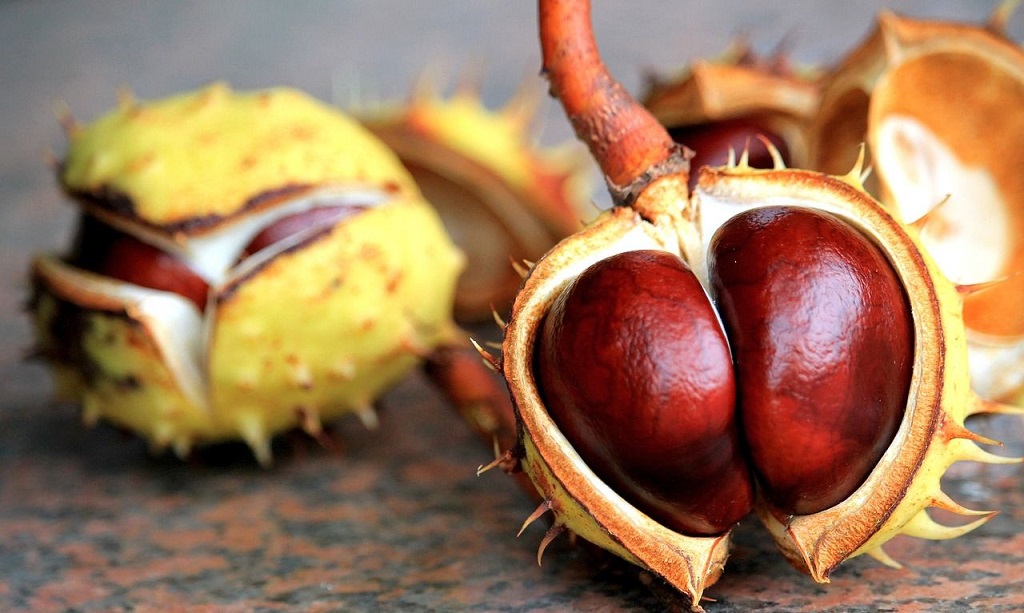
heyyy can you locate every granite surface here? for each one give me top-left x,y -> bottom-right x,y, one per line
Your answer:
2,2 -> 1023,611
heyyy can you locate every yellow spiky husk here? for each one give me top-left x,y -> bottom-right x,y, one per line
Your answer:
32,84 -> 465,464
61,82 -> 420,228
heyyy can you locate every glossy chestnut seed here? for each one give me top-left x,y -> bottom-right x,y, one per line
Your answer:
240,204 -> 367,259
535,249 -> 754,536
708,206 -> 913,516
67,215 -> 210,311
669,118 -> 790,189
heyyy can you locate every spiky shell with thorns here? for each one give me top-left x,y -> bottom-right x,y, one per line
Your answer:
30,84 -> 465,464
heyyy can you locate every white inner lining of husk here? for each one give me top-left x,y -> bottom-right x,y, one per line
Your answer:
875,115 -> 1009,286
171,187 -> 387,282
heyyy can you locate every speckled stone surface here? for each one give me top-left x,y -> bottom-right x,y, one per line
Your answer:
2,356 -> 1023,612
2,2 -> 1023,611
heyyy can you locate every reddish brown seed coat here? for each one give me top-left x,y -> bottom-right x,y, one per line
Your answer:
669,118 -> 790,189
535,249 -> 753,536
68,215 -> 209,311
709,206 -> 913,516
240,205 -> 365,258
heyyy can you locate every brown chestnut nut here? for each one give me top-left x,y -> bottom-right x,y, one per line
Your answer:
709,206 -> 913,516
641,41 -> 820,190
669,118 -> 790,188
240,204 -> 367,259
67,214 -> 210,311
535,249 -> 753,536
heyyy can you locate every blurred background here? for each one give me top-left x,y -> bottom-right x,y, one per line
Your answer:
2,0 -> 1015,381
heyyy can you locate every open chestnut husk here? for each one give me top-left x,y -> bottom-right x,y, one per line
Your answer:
806,8 -> 1024,405
641,40 -> 820,187
29,84 -> 465,464
356,75 -> 595,321
481,1 -> 1022,609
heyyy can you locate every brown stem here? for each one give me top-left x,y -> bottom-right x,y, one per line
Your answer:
539,0 -> 688,202
424,341 -> 547,504
423,341 -> 522,469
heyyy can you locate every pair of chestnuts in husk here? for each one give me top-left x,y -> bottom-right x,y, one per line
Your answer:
483,1 -> 1024,609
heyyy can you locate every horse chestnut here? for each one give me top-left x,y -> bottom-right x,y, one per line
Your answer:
66,204 -> 370,313
535,249 -> 751,536
642,42 -> 819,187
30,84 -> 464,463
534,205 -> 914,533
239,204 -> 367,260
709,206 -> 912,516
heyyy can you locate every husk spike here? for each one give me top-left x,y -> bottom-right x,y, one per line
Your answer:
477,447 -> 518,476
899,508 -> 994,541
864,545 -> 903,569
354,403 -> 380,430
237,413 -> 272,467
502,76 -> 544,129
948,438 -> 1023,465
955,276 -> 1017,298
518,499 -> 554,537
757,135 -> 787,170
987,0 -> 1021,34
476,436 -> 502,476
537,522 -> 567,566
54,101 -> 79,138
172,437 -> 193,460
941,416 -> 1002,446
510,257 -> 530,280
454,61 -> 486,100
929,490 -> 991,517
839,144 -> 870,191
909,195 -> 953,232
737,146 -> 751,169
80,393 -> 102,426
470,338 -> 502,372
297,406 -> 323,436
410,64 -> 443,104
491,307 -> 508,331
115,85 -> 136,111
878,11 -> 908,65
968,395 -> 1024,416
151,421 -> 175,453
